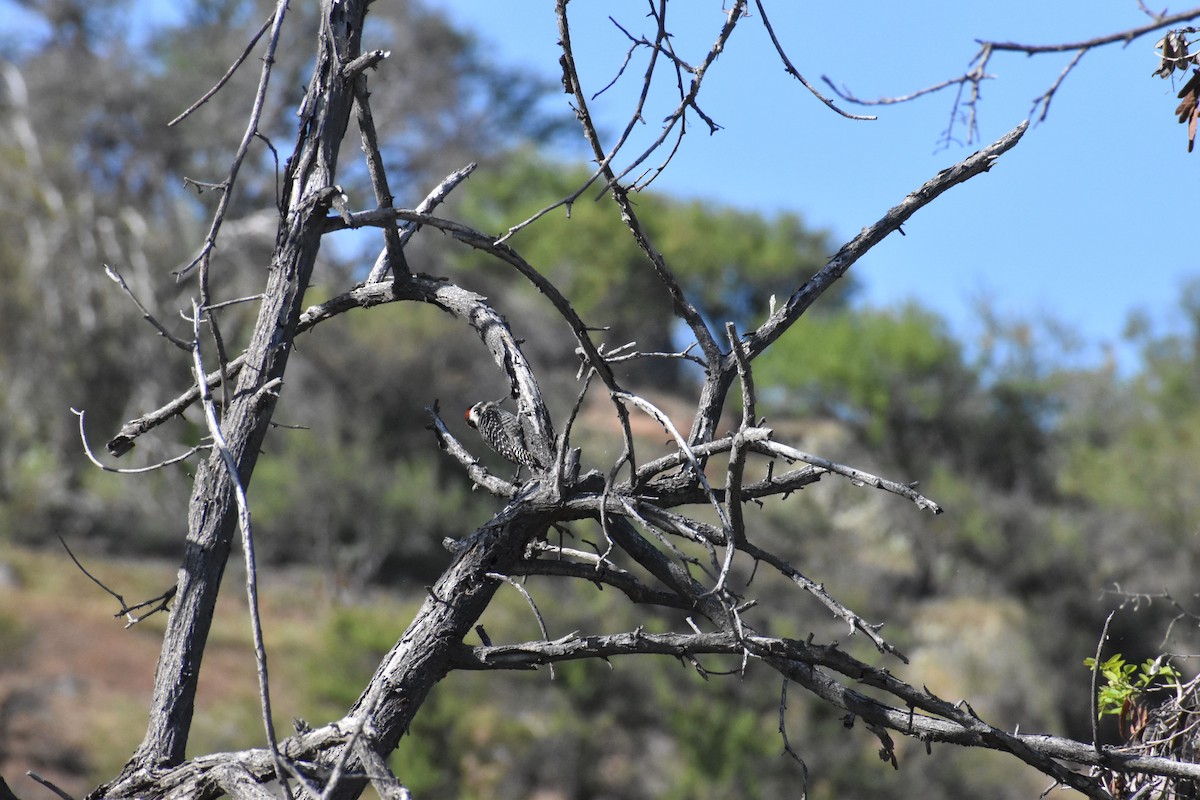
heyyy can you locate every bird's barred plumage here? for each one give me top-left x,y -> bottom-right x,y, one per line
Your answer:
466,401 -> 544,471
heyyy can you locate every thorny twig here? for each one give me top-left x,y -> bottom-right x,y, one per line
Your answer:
824,6 -> 1200,145
59,537 -> 176,628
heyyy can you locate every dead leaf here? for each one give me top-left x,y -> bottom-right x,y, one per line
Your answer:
1174,70 -> 1200,152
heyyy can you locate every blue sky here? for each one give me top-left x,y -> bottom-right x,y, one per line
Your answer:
4,1 -> 1196,370
439,1 -> 1200,369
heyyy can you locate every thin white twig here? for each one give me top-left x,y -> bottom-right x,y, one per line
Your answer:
485,572 -> 557,679
614,391 -> 735,535
73,408 -> 205,473
190,300 -> 290,797
168,11 -> 276,127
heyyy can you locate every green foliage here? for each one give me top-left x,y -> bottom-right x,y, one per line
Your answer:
0,609 -> 32,662
303,603 -> 414,713
756,303 -> 975,473
758,303 -> 964,435
456,152 -> 844,382
1059,287 -> 1200,550
1083,654 -> 1179,719
661,688 -> 776,800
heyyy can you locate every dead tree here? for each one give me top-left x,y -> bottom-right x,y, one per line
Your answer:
23,1 -> 1200,798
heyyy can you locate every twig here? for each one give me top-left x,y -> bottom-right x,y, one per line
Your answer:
600,0 -> 750,192
168,12 -> 276,127
778,679 -> 810,796
752,439 -> 942,514
554,0 -> 723,364
484,572 -> 557,680
104,265 -> 191,350
320,710 -> 370,800
713,323 -> 753,595
59,537 -> 176,628
615,391 -> 735,539
821,71 -> 995,108
753,0 -> 875,121
73,408 -> 204,473
600,344 -> 706,367
1093,610 -> 1116,755
744,119 -> 1028,363
826,7 -> 1200,145
351,736 -> 412,800
514,552 -> 690,610
366,163 -> 477,283
739,536 -> 902,659
982,7 -> 1200,53
351,56 -> 408,281
24,773 -> 72,800
1030,47 -> 1087,124
175,0 -> 291,287
203,293 -> 266,312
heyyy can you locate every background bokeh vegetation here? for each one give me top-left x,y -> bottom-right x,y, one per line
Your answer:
0,1 -> 1197,798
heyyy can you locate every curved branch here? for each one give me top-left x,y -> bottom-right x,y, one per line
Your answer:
982,7 -> 1200,53
743,119 -> 1028,363
107,263 -> 551,460
515,551 -> 693,610
753,0 -> 875,120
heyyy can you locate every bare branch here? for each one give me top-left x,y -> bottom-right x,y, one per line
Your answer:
982,7 -> 1200,53
168,11 -> 276,127
752,439 -> 942,514
74,408 -> 204,473
59,537 -> 176,628
350,53 -> 407,280
104,264 -> 191,350
189,300 -> 290,798
753,0 -> 875,121
744,119 -> 1028,363
366,163 -> 477,283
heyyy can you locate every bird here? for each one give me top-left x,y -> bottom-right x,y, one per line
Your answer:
465,401 -> 545,473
